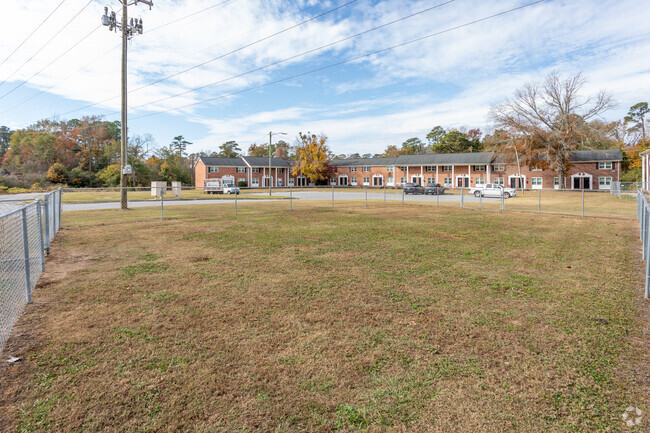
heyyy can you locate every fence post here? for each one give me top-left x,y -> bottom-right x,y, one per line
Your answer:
501,190 -> 505,211
538,189 -> 541,214
36,201 -> 45,272
460,187 -> 464,209
43,194 -> 50,255
384,186 -> 386,205
332,184 -> 334,208
21,207 -> 33,304
365,186 -> 368,208
581,189 -> 585,217
57,188 -> 62,231
479,191 -> 482,210
290,186 -> 293,212
160,189 -> 164,221
235,187 -> 238,217
402,187 -> 404,205
436,190 -> 439,208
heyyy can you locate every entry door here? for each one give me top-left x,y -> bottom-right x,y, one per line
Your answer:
583,177 -> 591,189
339,176 -> 348,186
373,177 -> 383,186
412,176 -> 421,184
510,177 -> 523,189
573,177 -> 580,189
296,177 -> 307,187
262,177 -> 273,187
458,177 -> 469,187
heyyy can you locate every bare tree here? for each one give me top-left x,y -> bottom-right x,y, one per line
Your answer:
489,72 -> 614,187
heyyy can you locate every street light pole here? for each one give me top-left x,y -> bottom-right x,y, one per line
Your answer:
269,131 -> 286,196
102,0 -> 152,209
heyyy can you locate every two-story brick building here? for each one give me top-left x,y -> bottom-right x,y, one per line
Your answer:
194,149 -> 622,190
195,156 -> 295,188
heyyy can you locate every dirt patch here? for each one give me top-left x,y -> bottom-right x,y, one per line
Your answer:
0,237 -> 95,432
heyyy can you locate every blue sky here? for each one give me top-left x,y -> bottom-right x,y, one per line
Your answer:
1,0 -> 649,156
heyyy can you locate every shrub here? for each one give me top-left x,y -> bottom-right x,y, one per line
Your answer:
47,163 -> 68,184
238,180 -> 248,187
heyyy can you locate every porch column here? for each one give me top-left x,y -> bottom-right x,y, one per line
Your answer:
452,166 -> 455,186
275,167 -> 278,187
420,165 -> 423,183
468,164 -> 472,185
487,164 -> 491,184
436,166 -> 439,184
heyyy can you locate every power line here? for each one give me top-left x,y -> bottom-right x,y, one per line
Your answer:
0,25 -> 102,102
0,0 -> 68,69
131,0 -> 546,120
0,0 -> 94,90
2,0 -> 327,117
57,0 -> 359,116
129,0 -> 456,112
148,0 -> 239,33
0,0 -> 244,115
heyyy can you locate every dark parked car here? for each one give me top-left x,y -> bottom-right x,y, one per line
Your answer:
403,183 -> 424,194
424,183 -> 445,195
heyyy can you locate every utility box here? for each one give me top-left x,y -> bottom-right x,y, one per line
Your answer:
151,181 -> 166,198
171,181 -> 182,197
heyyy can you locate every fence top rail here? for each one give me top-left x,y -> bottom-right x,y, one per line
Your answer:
0,200 -> 38,219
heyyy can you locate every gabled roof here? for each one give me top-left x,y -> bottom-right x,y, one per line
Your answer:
331,157 -> 400,167
395,152 -> 494,165
199,156 -> 247,167
570,149 -> 622,162
241,156 -> 293,167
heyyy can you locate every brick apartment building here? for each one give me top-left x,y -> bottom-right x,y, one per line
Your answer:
195,149 -> 622,190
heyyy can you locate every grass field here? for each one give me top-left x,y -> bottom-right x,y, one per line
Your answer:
0,202 -> 648,432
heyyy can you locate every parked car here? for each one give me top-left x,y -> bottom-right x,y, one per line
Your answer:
403,183 -> 425,194
424,183 -> 445,195
470,184 -> 517,198
223,183 -> 240,194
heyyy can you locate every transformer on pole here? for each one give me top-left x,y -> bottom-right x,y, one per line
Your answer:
102,0 -> 152,209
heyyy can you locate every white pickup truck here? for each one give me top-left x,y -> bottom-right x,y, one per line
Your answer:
469,184 -> 517,198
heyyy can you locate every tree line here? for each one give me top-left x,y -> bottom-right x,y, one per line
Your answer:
1,72 -> 648,190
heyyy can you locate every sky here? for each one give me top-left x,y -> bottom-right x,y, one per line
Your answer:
0,0 -> 649,156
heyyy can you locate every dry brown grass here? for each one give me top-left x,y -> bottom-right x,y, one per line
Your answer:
0,202 -> 648,432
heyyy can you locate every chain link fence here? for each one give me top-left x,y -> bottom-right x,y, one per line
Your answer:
57,185 -> 636,230
0,189 -> 62,354
611,181 -> 648,199
636,190 -> 650,299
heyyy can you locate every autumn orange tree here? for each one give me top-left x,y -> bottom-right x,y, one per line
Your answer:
292,132 -> 332,184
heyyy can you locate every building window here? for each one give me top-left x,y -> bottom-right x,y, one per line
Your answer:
598,162 -> 613,170
331,178 -> 336,184
493,164 -> 505,171
252,167 -> 260,173
238,177 -> 246,183
532,177 -> 542,186
400,177 -> 407,183
362,166 -> 371,172
599,177 -> 612,187
427,177 -> 436,184
443,177 -> 452,185
236,167 -> 246,173
442,165 -> 452,172
426,166 -> 436,172
476,177 -> 485,185
351,177 -> 357,185
397,166 -> 406,171
473,165 -> 486,171
277,168 -> 283,173
494,177 -> 504,186
252,178 -> 259,186
350,167 -> 357,172
386,166 -> 394,172
530,166 -> 542,171
387,177 -> 394,184
363,177 -> 370,185
208,166 -> 219,173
